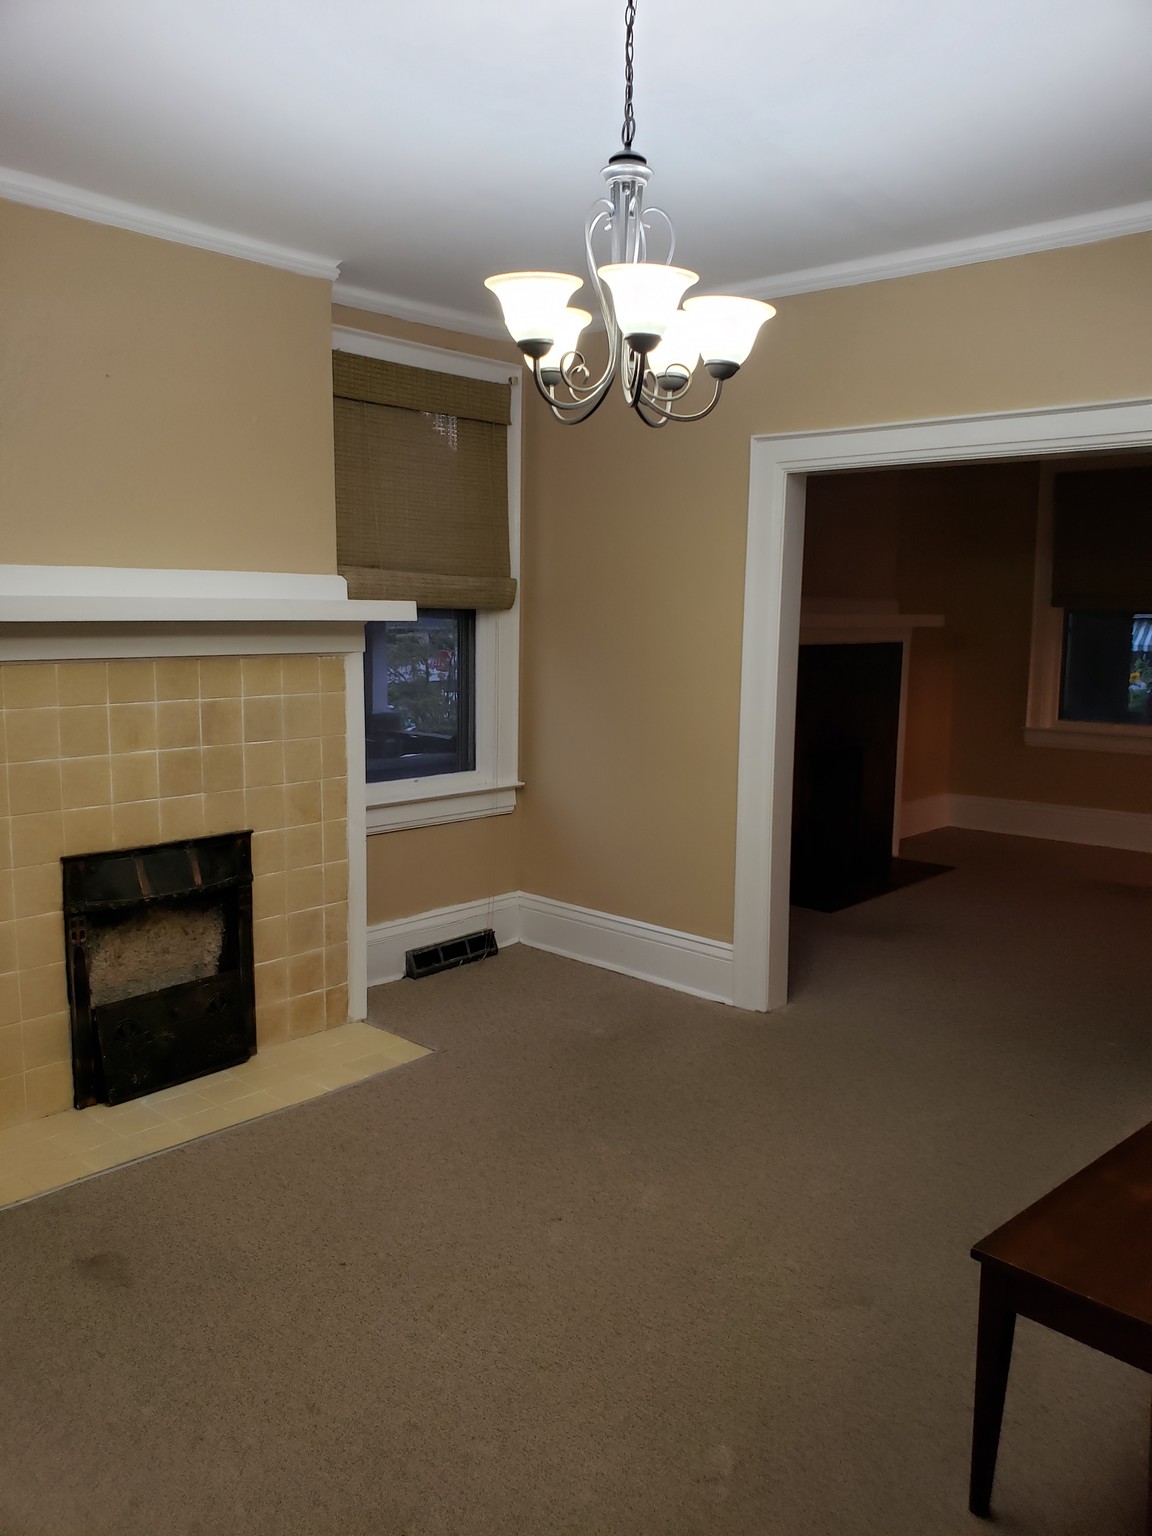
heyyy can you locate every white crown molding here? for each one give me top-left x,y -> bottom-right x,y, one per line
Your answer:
333,280 -> 507,341
0,167 -> 341,280
727,199 -> 1152,300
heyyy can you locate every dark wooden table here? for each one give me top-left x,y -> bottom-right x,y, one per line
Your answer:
970,1120 -> 1152,1529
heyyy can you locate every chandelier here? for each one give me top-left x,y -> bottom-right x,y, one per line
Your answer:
484,1 -> 775,427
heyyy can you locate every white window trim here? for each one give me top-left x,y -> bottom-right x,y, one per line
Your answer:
332,324 -> 523,832
1025,462 -> 1152,755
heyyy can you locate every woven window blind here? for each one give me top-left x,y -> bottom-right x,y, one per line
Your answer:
1051,467 -> 1152,610
333,352 -> 515,610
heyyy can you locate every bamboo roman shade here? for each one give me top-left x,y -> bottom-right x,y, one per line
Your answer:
333,351 -> 515,610
1051,467 -> 1152,610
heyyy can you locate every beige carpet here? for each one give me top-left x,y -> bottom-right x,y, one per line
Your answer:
2,828 -> 1151,1536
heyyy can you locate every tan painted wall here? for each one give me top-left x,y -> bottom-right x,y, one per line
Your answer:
518,235 -> 1152,943
0,199 -> 337,573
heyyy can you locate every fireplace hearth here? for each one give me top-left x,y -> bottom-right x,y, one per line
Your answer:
63,832 -> 255,1108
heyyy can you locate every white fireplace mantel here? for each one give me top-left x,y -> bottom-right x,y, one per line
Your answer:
0,566 -> 415,661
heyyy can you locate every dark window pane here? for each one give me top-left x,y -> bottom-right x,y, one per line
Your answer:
364,610 -> 475,782
1060,611 -> 1152,725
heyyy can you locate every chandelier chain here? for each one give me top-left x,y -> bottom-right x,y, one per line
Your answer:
621,0 -> 637,151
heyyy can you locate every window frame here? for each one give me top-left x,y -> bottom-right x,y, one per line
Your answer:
333,325 -> 522,831
1026,463 -> 1152,755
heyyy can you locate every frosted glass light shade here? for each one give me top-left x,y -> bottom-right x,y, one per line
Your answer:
597,263 -> 698,345
484,272 -> 583,347
537,308 -> 592,375
645,309 -> 699,387
682,296 -> 775,368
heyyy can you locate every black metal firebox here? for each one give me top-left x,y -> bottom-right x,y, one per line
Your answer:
63,832 -> 255,1108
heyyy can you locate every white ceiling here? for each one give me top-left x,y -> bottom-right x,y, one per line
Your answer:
3,0 -> 1151,334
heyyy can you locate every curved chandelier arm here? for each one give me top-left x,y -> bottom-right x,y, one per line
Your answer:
640,205 -> 675,266
530,357 -> 616,426
633,375 -> 727,427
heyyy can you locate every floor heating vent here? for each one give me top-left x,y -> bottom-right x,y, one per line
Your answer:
404,929 -> 498,980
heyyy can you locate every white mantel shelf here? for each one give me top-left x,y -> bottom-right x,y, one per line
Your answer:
0,596 -> 412,624
0,566 -> 415,661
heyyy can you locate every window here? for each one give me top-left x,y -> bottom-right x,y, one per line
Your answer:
332,327 -> 521,830
364,609 -> 475,782
1026,464 -> 1152,753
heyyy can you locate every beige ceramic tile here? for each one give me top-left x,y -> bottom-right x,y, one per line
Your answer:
106,660 -> 156,705
282,695 -> 322,740
253,914 -> 287,964
201,697 -> 243,747
244,741 -> 285,790
15,912 -> 64,971
323,860 -> 349,905
0,872 -> 12,924
203,744 -> 243,793
8,761 -> 63,817
243,695 -> 283,744
154,658 -> 201,702
62,806 -> 115,857
253,871 -> 287,918
0,1023 -> 23,1077
20,1012 -> 70,1071
281,655 -> 320,694
3,665 -> 58,710
57,661 -> 109,708
0,922 -> 15,976
18,963 -> 67,1021
0,974 -> 21,1028
285,822 -> 323,869
325,982 -> 350,1028
110,752 -> 159,804
109,703 -> 158,755
284,780 -> 322,827
257,1000 -> 289,1045
23,1060 -> 72,1119
255,961 -> 288,1007
159,795 -> 205,842
241,656 -> 282,697
157,748 -> 203,799
246,783 -> 286,830
198,658 -> 242,699
283,737 -> 323,784
320,657 -> 345,693
252,829 -> 286,876
62,755 -> 113,810
287,949 -> 325,997
287,990 -> 325,1037
6,711 -> 61,764
0,1074 -> 29,1129
287,907 -> 324,954
286,864 -> 324,913
10,863 -> 58,920
320,734 -> 346,778
203,790 -> 246,836
156,700 -> 201,750
59,706 -> 110,760
112,799 -> 162,849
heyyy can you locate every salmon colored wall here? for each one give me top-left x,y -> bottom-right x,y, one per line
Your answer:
0,199 -> 337,573
519,235 -> 1152,942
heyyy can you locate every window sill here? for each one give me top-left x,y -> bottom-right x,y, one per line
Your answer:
1025,725 -> 1152,756
366,781 -> 522,834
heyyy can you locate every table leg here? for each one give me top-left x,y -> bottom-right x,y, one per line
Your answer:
969,1264 -> 1016,1518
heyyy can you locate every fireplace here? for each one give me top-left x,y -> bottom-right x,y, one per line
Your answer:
63,833 -> 256,1107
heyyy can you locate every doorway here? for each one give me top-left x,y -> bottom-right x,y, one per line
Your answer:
731,399 -> 1152,1012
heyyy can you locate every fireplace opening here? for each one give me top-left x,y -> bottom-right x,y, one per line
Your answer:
63,832 -> 255,1108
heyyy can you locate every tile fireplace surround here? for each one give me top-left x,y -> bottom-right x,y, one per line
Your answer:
0,566 -> 413,1130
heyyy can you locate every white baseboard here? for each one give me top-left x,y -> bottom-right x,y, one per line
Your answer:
517,893 -> 735,1004
366,893 -> 522,986
367,891 -> 736,1004
948,794 -> 1152,853
900,794 -> 952,838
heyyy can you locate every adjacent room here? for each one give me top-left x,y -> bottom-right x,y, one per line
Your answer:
2,2 -> 1152,1532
